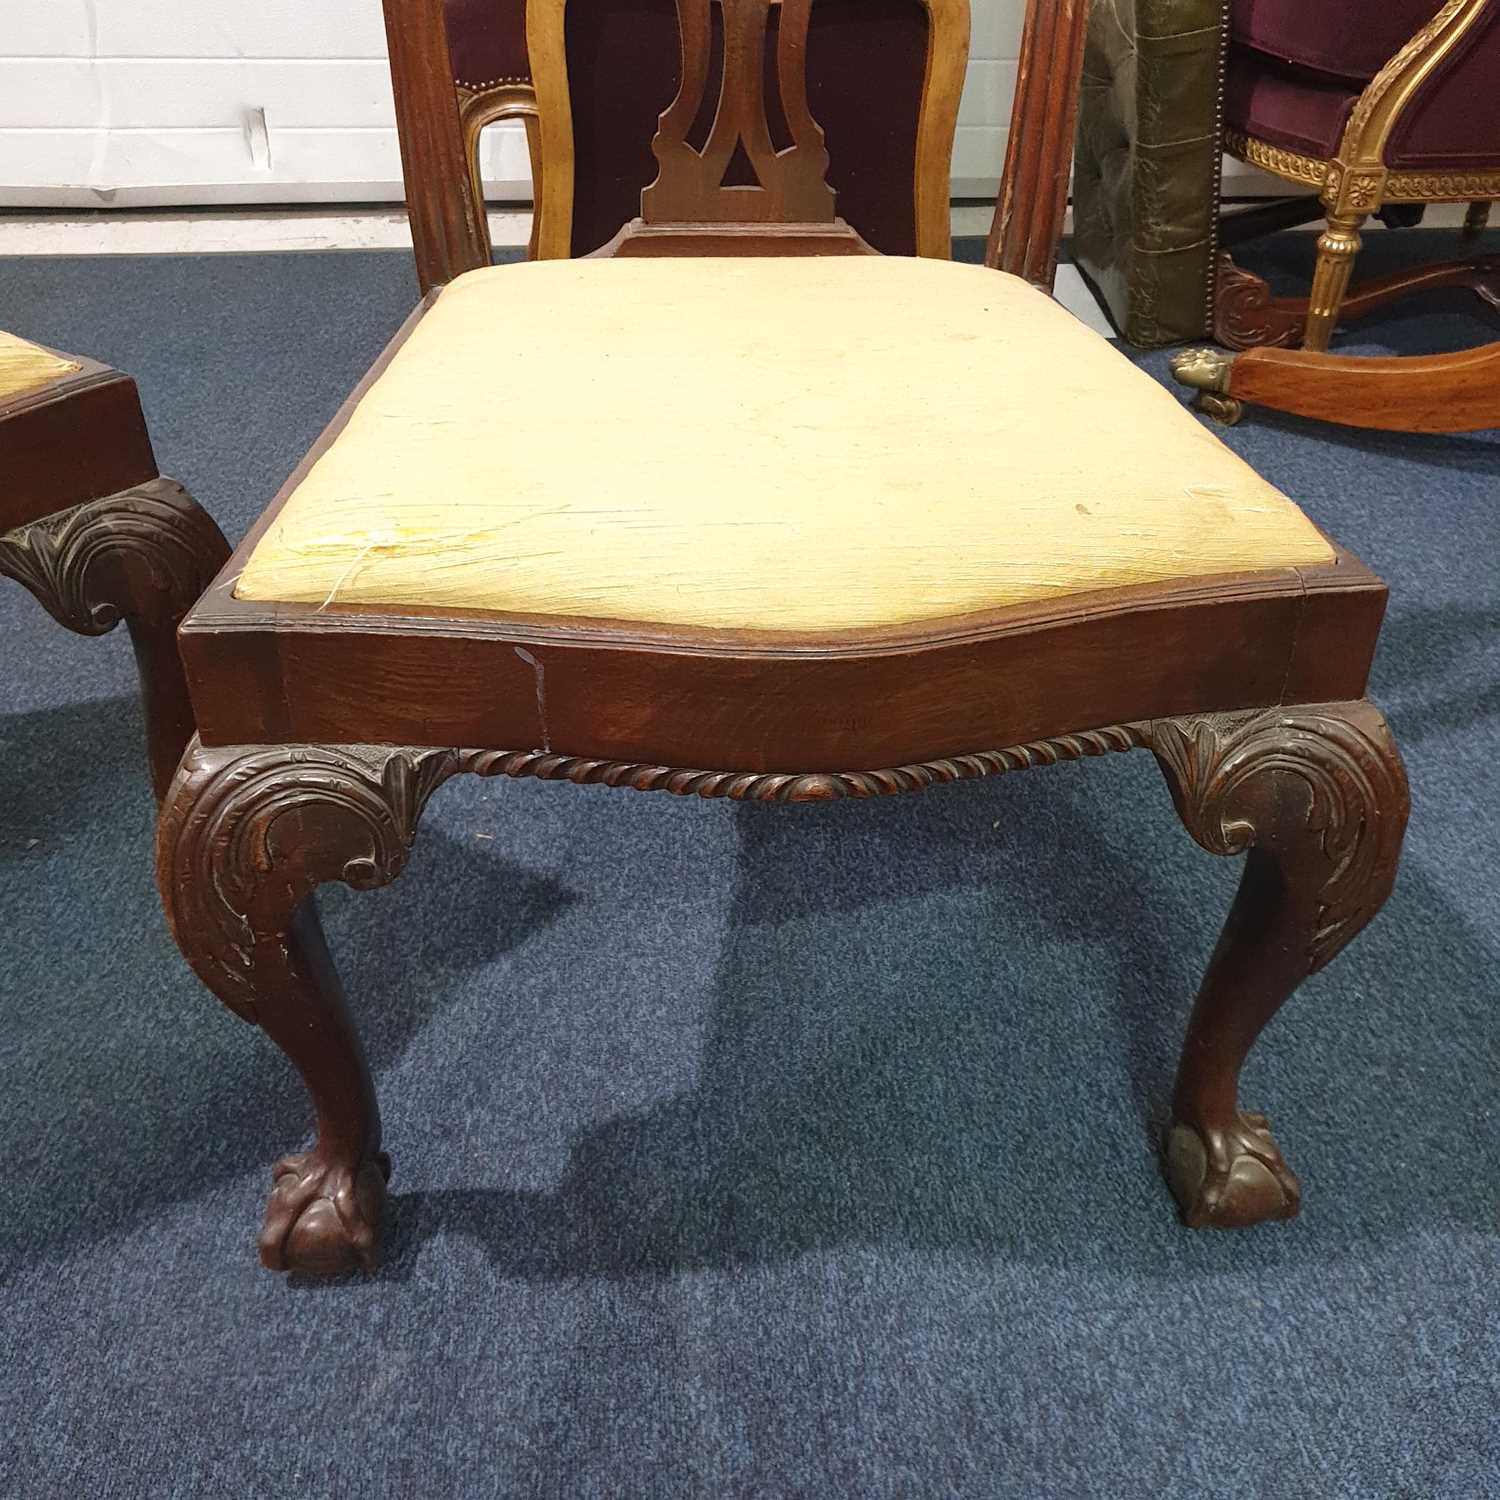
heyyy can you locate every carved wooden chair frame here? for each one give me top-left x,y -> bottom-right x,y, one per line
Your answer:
0,340 -> 229,800
1205,0 -> 1500,357
158,0 -> 1409,1275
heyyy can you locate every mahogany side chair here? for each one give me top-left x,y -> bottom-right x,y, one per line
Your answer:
157,0 -> 1410,1275
0,333 -> 229,800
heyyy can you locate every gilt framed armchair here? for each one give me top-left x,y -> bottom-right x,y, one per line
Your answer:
0,333 -> 228,800
1206,0 -> 1500,353
157,0 -> 1408,1275
1171,0 -> 1500,430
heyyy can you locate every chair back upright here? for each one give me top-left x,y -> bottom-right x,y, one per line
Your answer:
383,0 -> 1090,292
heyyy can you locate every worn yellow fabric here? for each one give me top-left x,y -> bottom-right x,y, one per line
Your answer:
236,257 -> 1334,632
0,330 -> 81,402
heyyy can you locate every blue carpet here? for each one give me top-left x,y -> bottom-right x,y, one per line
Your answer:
0,232 -> 1496,1498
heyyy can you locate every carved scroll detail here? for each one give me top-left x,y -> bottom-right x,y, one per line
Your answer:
1146,702 -> 1407,1228
163,709 -> 1405,1031
1211,253 -> 1305,351
641,0 -> 836,224
158,743 -> 461,1023
0,478 -> 224,636
1147,704 -> 1408,975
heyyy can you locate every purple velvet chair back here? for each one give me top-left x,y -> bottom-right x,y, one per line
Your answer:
446,0 -> 532,87
1231,0 -> 1445,82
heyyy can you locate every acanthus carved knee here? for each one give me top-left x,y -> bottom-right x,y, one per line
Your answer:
1147,701 -> 1409,975
0,477 -> 228,637
156,740 -> 461,1023
1145,700 -> 1408,1227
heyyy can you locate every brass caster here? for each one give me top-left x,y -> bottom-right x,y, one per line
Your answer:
1194,392 -> 1244,426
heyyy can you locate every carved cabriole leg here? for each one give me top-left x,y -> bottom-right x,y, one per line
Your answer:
0,478 -> 230,800
1303,212 -> 1368,353
158,713 -> 1406,1272
156,739 -> 459,1272
1148,701 -> 1408,1228
1462,200 -> 1490,239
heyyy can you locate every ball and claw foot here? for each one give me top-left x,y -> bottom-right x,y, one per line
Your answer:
259,1149 -> 393,1273
1163,1112 -> 1302,1229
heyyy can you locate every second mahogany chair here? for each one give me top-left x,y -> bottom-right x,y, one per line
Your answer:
157,0 -> 1409,1275
1,332 -> 228,800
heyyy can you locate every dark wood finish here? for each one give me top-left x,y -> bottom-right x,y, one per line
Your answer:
984,0 -> 1089,290
160,0 -> 1411,1272
1227,339 -> 1500,432
382,0 -> 490,293
1,355 -> 230,799
1152,702 -> 1407,1226
1211,252 -> 1307,351
0,356 -> 157,530
1213,249 -> 1500,353
158,695 -> 1409,1270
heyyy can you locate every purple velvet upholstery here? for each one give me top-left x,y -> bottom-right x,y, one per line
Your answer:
1225,52 -> 1359,159
1230,0 -> 1442,83
1227,0 -> 1500,172
1387,7 -> 1500,169
446,0 -> 530,88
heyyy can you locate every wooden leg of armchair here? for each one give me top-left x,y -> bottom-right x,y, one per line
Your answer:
1463,200 -> 1491,239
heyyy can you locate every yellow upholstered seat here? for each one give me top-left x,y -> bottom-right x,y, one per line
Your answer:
236,257 -> 1334,633
0,331 -> 81,402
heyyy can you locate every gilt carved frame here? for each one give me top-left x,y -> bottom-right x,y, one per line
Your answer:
1212,0 -> 1500,353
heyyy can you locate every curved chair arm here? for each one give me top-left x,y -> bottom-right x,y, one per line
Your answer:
456,83 -> 540,260
1327,0 -> 1497,219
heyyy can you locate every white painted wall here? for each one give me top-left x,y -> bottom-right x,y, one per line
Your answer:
0,0 -> 1020,207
